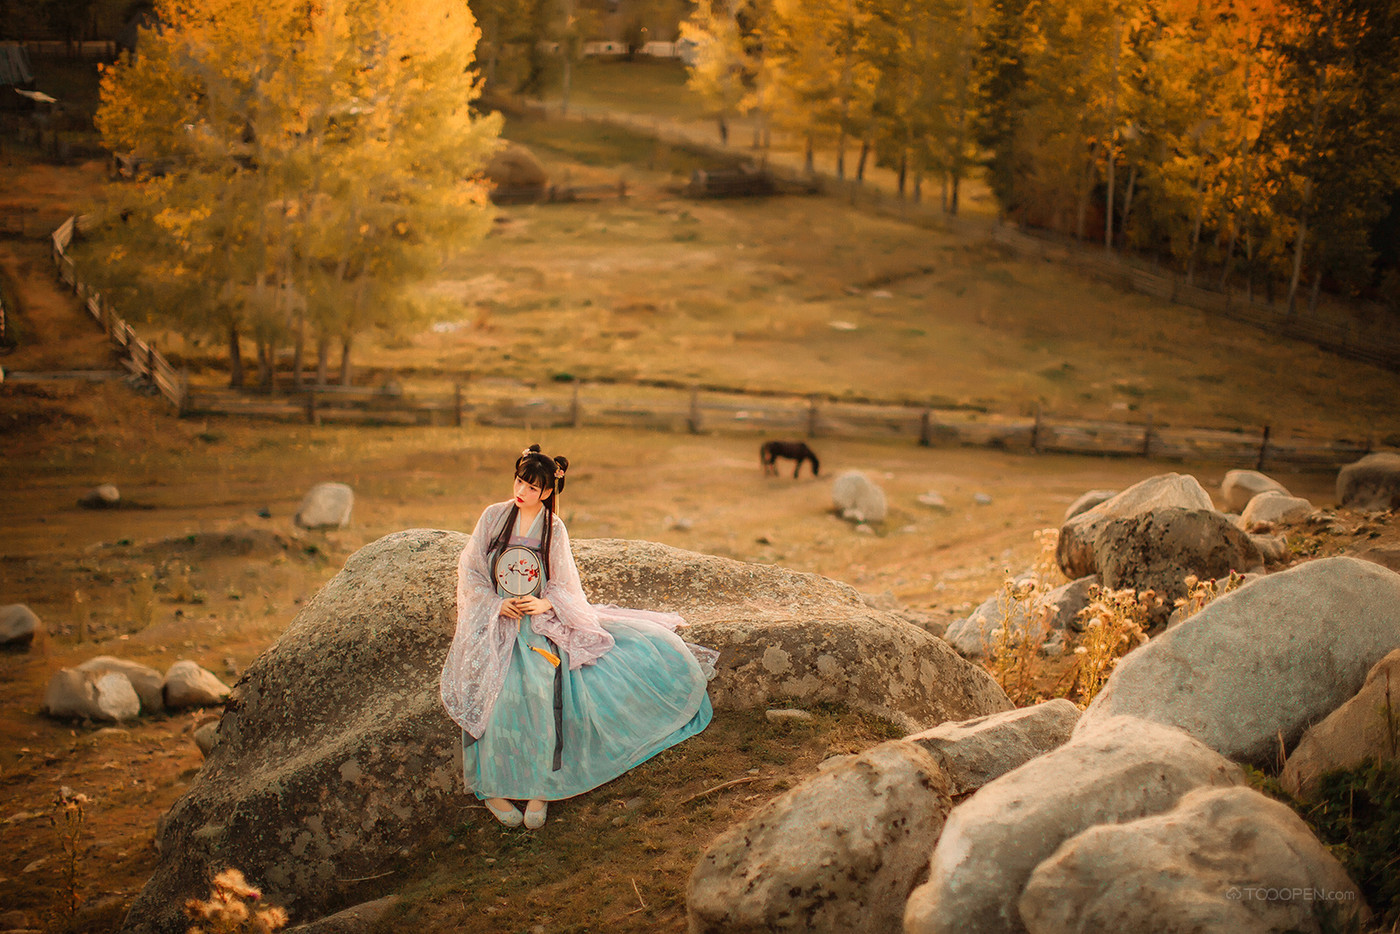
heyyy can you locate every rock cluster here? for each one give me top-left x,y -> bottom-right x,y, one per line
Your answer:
43,657 -> 230,722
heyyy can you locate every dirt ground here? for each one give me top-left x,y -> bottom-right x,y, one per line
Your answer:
4,156 -> 1399,933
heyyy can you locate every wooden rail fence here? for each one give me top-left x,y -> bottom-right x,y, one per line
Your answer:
51,216 -> 188,411
49,217 -> 1372,471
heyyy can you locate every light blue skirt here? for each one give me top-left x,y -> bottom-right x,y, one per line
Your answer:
464,615 -> 712,801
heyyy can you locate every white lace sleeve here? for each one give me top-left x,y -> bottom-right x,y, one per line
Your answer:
439,503 -> 517,738
529,515 -> 616,669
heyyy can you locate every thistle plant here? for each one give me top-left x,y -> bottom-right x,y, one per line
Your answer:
1172,571 -> 1246,621
1072,586 -> 1156,706
184,869 -> 288,934
986,577 -> 1053,705
50,787 -> 88,917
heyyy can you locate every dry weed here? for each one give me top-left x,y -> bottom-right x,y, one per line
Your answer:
1172,571 -> 1246,621
49,787 -> 88,918
985,577 -> 1053,705
1072,586 -> 1157,706
184,868 -> 288,934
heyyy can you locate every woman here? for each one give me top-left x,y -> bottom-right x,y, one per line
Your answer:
440,445 -> 716,829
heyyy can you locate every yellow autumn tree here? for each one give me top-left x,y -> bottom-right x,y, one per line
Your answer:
87,0 -> 501,387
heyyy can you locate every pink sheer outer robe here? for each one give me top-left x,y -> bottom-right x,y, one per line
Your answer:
440,502 -> 701,739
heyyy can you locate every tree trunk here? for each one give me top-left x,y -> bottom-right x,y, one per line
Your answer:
897,152 -> 907,199
836,127 -> 847,179
1118,164 -> 1137,251
257,340 -> 274,390
718,114 -> 729,145
856,140 -> 870,182
316,335 -> 330,386
339,335 -> 353,387
1308,266 -> 1323,314
804,134 -> 814,175
292,311 -> 305,392
1104,152 -> 1116,249
1286,178 -> 1312,317
1185,165 -> 1208,283
228,322 -> 244,388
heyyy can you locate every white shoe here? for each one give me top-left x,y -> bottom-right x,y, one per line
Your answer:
484,798 -> 523,828
523,800 -> 548,830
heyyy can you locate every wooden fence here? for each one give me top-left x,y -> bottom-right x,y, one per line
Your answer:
50,217 -> 1372,470
51,216 -> 188,411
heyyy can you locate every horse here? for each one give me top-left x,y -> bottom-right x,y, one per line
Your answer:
761,440 -> 820,478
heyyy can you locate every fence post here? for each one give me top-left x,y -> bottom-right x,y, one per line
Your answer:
570,382 -> 581,428
305,391 -> 318,426
807,395 -> 820,438
454,382 -> 463,428
1031,404 -> 1042,452
688,387 -> 702,434
1256,425 -> 1271,471
1142,414 -> 1154,457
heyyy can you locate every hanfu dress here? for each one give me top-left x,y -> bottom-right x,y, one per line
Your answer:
440,502 -> 715,802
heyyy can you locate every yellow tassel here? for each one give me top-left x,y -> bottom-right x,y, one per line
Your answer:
530,645 -> 561,667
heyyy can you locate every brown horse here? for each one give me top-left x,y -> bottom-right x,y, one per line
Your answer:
761,440 -> 820,478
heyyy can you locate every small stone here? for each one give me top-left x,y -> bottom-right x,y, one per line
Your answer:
194,721 -> 220,757
624,796 -> 646,810
162,661 -> 231,709
0,604 -> 40,649
765,708 -> 815,723
917,492 -> 948,510
78,484 -> 121,509
973,493 -> 993,506
855,524 -> 874,535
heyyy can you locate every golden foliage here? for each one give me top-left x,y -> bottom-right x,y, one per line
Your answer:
184,868 -> 289,934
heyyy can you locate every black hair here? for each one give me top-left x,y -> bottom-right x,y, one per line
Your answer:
487,444 -> 570,573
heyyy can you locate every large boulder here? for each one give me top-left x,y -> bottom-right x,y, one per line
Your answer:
484,142 -> 548,203
294,483 -> 354,530
1091,507 -> 1262,602
1019,786 -> 1368,934
1077,557 -> 1400,765
903,716 -> 1242,934
576,539 -> 1011,732
688,740 -> 952,934
1240,491 -> 1314,531
831,471 -> 887,525
1057,473 -> 1214,580
77,656 -> 164,714
1281,648 -> 1400,798
44,668 -> 142,722
0,604 -> 40,649
121,531 -> 1009,934
1220,469 -> 1291,513
905,699 -> 1080,797
1337,452 -> 1400,512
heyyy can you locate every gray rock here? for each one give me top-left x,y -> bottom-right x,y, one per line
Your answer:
943,576 -> 1095,658
1220,469 -> 1291,513
0,604 -> 40,649
904,717 -> 1242,934
1019,786 -> 1368,934
284,896 -> 401,934
973,493 -> 993,506
1063,489 -> 1117,522
162,661 -> 231,709
1077,556 -> 1400,765
78,483 -> 121,509
1057,473 -> 1215,580
1249,532 -> 1289,564
121,531 -> 1009,934
77,656 -> 164,714
576,540 -> 1011,732
1337,451 -> 1400,513
905,699 -> 1080,796
831,471 -> 887,524
44,667 -> 140,722
194,721 -> 220,757
689,740 -> 952,934
1281,648 -> 1400,798
94,672 -> 142,721
1091,507 -> 1263,602
295,483 -> 355,530
1240,491 -> 1314,530
918,491 -> 949,511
